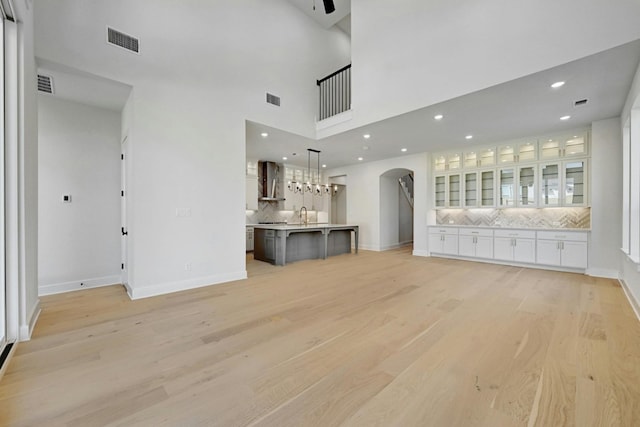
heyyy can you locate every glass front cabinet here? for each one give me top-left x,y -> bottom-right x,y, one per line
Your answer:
432,130 -> 589,209
539,132 -> 589,160
539,159 -> 588,207
463,170 -> 496,208
499,166 -> 537,207
434,173 -> 462,208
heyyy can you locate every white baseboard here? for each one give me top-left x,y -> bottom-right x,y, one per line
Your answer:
358,243 -> 379,251
586,268 -> 620,279
619,278 -> 640,323
413,250 -> 430,257
127,270 -> 247,300
19,299 -> 41,341
39,275 -> 121,296
380,241 -> 413,251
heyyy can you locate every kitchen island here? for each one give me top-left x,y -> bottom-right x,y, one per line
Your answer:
253,224 -> 359,266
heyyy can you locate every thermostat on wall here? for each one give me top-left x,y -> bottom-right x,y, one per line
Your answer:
62,194 -> 72,203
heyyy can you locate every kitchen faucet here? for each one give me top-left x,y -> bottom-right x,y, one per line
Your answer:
299,206 -> 308,225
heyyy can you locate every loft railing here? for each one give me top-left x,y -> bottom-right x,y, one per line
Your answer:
317,64 -> 351,121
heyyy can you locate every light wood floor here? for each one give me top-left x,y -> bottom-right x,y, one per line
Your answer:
1,247 -> 639,426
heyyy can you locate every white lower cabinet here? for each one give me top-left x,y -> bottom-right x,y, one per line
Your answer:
428,227 -> 458,255
429,226 -> 588,271
458,228 -> 493,258
492,230 -> 536,263
536,231 -> 588,268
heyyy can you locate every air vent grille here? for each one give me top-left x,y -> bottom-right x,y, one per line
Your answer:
266,93 -> 281,107
107,27 -> 139,53
574,99 -> 588,107
37,75 -> 54,94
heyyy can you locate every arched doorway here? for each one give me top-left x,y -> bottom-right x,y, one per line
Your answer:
380,168 -> 414,250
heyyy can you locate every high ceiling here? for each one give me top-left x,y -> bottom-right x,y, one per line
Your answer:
284,0 -> 350,30
247,39 -> 640,169
35,1 -> 640,170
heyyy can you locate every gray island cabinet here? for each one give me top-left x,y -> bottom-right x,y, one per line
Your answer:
253,224 -> 359,266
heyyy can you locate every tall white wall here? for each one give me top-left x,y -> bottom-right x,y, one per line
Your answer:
327,153 -> 428,253
38,97 -> 122,294
589,118 -> 622,278
620,59 -> 640,308
34,0 -> 350,298
328,0 -> 640,134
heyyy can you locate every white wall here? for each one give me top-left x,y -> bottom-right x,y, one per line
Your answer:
327,153 -> 428,253
589,118 -> 622,278
34,0 -> 350,298
620,59 -> 640,308
325,0 -> 640,135
38,96 -> 122,294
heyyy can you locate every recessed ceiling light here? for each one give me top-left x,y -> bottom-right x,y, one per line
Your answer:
282,157 -> 287,160
358,157 -> 364,161
560,115 -> 571,121
434,114 -> 444,120
261,132 -> 268,138
465,135 -> 473,140
363,134 -> 371,139
551,81 -> 565,89
401,148 -> 407,152
322,164 -> 327,168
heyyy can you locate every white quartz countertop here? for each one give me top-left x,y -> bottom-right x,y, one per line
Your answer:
429,224 -> 591,232
252,223 -> 358,231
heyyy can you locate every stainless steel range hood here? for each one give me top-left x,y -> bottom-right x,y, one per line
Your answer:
259,161 -> 285,202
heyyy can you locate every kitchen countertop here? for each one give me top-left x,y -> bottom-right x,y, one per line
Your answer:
429,224 -> 591,231
252,223 -> 358,231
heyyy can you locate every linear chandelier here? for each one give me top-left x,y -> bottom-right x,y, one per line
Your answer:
288,148 -> 331,196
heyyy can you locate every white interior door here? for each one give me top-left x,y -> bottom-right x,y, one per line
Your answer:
120,136 -> 128,287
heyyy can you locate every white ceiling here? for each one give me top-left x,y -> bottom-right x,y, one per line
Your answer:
247,39 -> 640,169
285,0 -> 350,30
37,58 -> 132,111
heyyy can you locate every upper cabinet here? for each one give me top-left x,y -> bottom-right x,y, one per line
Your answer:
434,172 -> 462,208
539,131 -> 589,160
432,152 -> 463,172
539,159 -> 588,207
497,140 -> 537,165
432,129 -> 590,209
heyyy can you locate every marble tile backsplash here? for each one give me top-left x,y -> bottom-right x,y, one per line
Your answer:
436,207 -> 591,229
246,201 -> 319,224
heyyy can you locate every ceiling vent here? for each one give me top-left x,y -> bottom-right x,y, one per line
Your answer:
266,93 -> 281,107
37,74 -> 54,94
107,27 -> 140,54
574,98 -> 588,107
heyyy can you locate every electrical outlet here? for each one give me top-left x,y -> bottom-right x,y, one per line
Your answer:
185,263 -> 192,271
176,208 -> 192,217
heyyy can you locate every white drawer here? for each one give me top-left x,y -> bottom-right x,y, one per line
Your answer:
536,230 -> 588,241
493,229 -> 536,239
429,227 -> 458,235
458,228 -> 493,237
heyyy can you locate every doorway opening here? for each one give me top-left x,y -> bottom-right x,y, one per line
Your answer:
380,168 -> 414,251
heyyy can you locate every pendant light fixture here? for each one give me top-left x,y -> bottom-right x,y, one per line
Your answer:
287,149 -> 330,196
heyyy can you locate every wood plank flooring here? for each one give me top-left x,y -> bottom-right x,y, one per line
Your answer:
1,247 -> 639,426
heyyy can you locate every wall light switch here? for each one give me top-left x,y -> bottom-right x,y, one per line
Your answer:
62,194 -> 72,203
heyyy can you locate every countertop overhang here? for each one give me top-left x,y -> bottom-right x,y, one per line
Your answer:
251,223 -> 358,231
